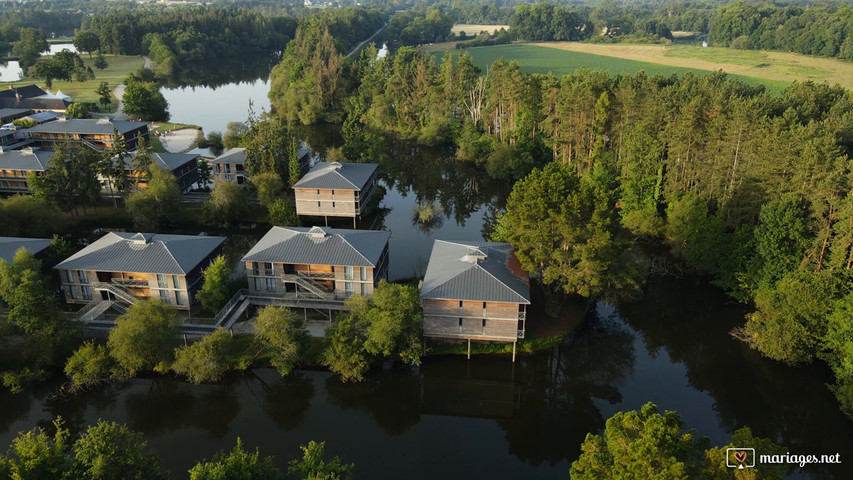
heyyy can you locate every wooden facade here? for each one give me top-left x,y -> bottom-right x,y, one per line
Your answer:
27,122 -> 150,151
0,168 -> 34,193
422,299 -> 527,342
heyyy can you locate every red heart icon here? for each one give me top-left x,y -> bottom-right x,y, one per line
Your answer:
734,451 -> 747,463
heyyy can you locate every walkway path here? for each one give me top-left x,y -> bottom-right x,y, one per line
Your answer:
347,24 -> 387,58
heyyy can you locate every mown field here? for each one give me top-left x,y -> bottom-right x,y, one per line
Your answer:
5,54 -> 144,111
427,44 -> 792,94
450,24 -> 509,36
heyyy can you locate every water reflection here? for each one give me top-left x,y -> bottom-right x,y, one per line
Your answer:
162,54 -> 278,90
253,370 -> 314,431
324,371 -> 422,436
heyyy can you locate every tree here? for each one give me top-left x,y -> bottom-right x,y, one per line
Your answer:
0,195 -> 63,237
288,441 -> 353,480
2,418 -> 70,480
64,102 -> 92,119
223,121 -> 248,149
254,306 -> 310,377
196,255 -> 231,314
172,328 -> 236,384
189,438 -> 281,480
95,81 -> 111,110
202,177 -> 251,226
107,299 -> 180,378
12,28 -> 48,73
69,421 -> 166,480
571,403 -> 788,480
122,80 -> 169,121
243,116 -> 293,180
94,54 -> 108,70
72,30 -> 100,58
28,143 -> 101,216
493,162 -> 641,299
268,198 -> 298,226
250,172 -> 284,207
99,130 -> 129,209
0,249 -> 62,338
0,247 -> 41,304
197,158 -> 211,190
64,341 -> 114,389
125,165 -> 182,230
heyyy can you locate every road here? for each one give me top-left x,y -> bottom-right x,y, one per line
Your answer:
347,24 -> 387,58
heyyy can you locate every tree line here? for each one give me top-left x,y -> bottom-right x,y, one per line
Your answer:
709,1 -> 853,60
0,417 -> 353,480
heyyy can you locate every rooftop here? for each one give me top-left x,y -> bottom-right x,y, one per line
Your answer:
0,237 -> 52,263
210,147 -> 246,165
26,118 -> 148,136
54,232 -> 225,275
420,240 -> 531,304
293,161 -> 377,191
120,152 -> 200,172
242,226 -> 390,267
0,147 -> 53,171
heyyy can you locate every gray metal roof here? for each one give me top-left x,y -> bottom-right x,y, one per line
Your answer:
420,240 -> 531,304
0,148 -> 53,171
242,226 -> 390,267
0,85 -> 46,99
119,152 -> 199,171
292,162 -> 377,191
0,97 -> 71,110
54,232 -> 225,275
0,237 -> 52,263
0,108 -> 31,120
25,111 -> 62,123
26,118 -> 148,135
210,147 -> 246,165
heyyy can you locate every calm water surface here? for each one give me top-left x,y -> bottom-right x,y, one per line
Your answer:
0,278 -> 849,479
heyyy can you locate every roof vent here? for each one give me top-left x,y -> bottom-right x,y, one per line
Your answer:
21,147 -> 33,155
461,247 -> 487,263
96,117 -> 110,125
329,162 -> 342,170
0,146 -> 4,154
307,226 -> 328,239
57,116 -> 67,122
129,233 -> 153,247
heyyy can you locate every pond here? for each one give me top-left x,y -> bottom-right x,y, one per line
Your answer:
0,43 -> 78,82
0,277 -> 849,479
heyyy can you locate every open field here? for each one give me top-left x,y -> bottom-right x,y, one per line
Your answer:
4,54 -> 144,111
451,24 -> 510,36
428,44 -> 791,94
535,42 -> 853,91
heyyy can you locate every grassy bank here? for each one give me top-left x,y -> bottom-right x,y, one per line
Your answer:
4,54 -> 144,111
428,44 -> 792,94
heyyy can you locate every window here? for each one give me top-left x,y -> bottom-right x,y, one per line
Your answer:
459,300 -> 463,308
65,270 -> 73,284
344,266 -> 354,280
482,319 -> 487,335
69,286 -> 78,300
159,290 -> 170,304
253,277 -> 261,291
77,270 -> 88,283
361,283 -> 367,296
157,274 -> 167,288
332,201 -> 335,209
81,286 -> 92,301
264,262 -> 273,276
360,267 -> 367,281
317,201 -> 321,208
172,275 -> 180,288
345,282 -> 354,295
458,317 -> 463,334
252,262 -> 260,275
175,291 -> 184,306
317,189 -> 320,195
266,277 -> 276,292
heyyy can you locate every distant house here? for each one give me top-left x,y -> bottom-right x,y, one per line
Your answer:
292,161 -> 379,227
241,226 -> 390,298
210,147 -> 311,187
55,232 -> 226,310
0,85 -> 71,112
115,151 -> 200,194
420,241 -> 531,357
0,237 -> 52,263
210,147 -> 248,185
0,147 -> 52,194
26,118 -> 150,151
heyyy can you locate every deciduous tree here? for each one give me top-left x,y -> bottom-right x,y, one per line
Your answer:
107,299 -> 180,378
172,328 -> 236,384
195,255 -> 231,314
255,306 -> 310,377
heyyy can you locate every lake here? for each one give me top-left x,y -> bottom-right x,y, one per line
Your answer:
0,43 -> 77,82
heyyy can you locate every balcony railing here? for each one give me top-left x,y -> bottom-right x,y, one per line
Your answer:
111,279 -> 148,288
297,271 -> 334,280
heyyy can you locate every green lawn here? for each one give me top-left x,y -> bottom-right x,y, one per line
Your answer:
431,44 -> 790,95
5,54 -> 144,112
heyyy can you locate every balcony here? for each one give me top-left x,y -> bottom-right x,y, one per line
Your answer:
298,271 -> 334,280
111,278 -> 149,288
